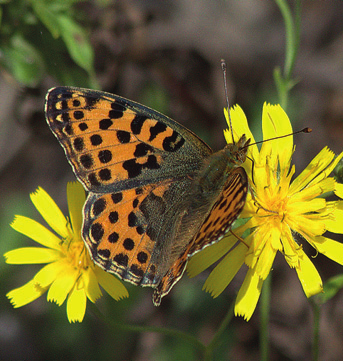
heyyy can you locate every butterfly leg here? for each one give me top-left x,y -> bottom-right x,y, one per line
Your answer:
229,229 -> 249,248
248,183 -> 278,215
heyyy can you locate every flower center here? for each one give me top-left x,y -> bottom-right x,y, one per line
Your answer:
63,232 -> 92,271
256,185 -> 289,223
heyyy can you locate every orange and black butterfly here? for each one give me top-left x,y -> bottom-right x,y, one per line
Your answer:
45,87 -> 249,305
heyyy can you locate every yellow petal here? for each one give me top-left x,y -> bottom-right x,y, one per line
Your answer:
325,207 -> 343,234
287,198 -> 326,214
224,105 -> 259,162
290,178 -> 335,202
287,215 -> 326,238
290,147 -> 335,194
320,151 -> 343,182
261,103 -> 293,169
187,234 -> 237,277
335,182 -> 343,199
83,267 -> 103,303
224,105 -> 255,143
33,260 -> 66,288
11,216 -> 61,250
281,229 -> 300,268
30,187 -> 69,239
312,236 -> 343,266
67,182 -> 85,234
4,247 -> 61,264
270,225 -> 283,251
202,243 -> 246,298
235,269 -> 263,321
95,267 -> 129,301
246,225 -> 275,270
7,279 -> 47,308
255,246 -> 277,280
67,282 -> 87,323
295,249 -> 323,297
47,266 -> 78,305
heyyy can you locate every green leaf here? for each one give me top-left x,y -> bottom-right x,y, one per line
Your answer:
31,0 -> 61,38
56,14 -> 94,73
316,274 -> 343,304
2,34 -> 45,87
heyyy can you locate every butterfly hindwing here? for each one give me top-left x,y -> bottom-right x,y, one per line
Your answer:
82,175 -> 204,288
82,184 -> 166,287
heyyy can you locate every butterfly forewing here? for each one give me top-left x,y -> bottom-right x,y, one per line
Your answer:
45,87 -> 211,193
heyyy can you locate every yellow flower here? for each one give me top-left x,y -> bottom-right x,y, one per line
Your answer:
5,182 -> 128,323
188,103 -> 343,321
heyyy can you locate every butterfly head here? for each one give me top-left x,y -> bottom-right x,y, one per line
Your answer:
224,134 -> 251,166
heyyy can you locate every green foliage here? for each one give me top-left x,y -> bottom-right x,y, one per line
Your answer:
315,274 -> 343,304
0,0 -> 96,87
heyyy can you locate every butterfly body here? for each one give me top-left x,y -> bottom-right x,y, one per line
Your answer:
45,87 -> 249,305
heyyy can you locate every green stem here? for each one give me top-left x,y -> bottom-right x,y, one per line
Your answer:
273,0 -> 302,110
90,299 -> 236,361
204,301 -> 235,361
275,0 -> 298,79
260,273 -> 271,361
89,303 -> 207,356
310,299 -> 321,361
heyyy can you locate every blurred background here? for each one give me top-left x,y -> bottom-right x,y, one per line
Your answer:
1,1 -> 343,360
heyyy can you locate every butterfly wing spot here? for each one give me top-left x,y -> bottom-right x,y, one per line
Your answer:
108,211 -> 119,223
90,134 -> 102,145
108,231 -> 119,243
109,101 -> 126,119
149,122 -> 167,141
73,137 -> 84,151
92,197 -> 106,216
131,115 -> 148,134
137,251 -> 148,263
90,222 -> 104,244
122,154 -> 161,179
123,238 -> 135,250
117,130 -> 131,143
99,118 -> 113,130
111,192 -> 123,203
162,131 -> 185,152
98,150 -> 112,163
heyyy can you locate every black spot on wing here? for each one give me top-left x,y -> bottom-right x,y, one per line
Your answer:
131,115 -> 148,134
149,122 -> 167,141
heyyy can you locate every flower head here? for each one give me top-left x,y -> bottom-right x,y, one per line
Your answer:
5,182 -> 128,322
188,103 -> 343,320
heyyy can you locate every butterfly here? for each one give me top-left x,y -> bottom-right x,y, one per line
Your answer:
45,86 -> 250,306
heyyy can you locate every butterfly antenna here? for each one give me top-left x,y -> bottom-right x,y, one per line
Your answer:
221,59 -> 235,144
244,127 -> 312,150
